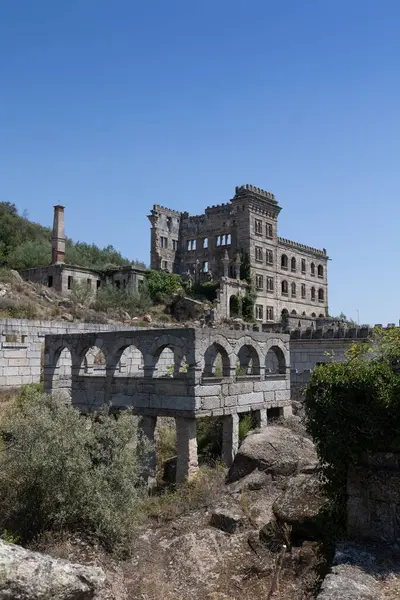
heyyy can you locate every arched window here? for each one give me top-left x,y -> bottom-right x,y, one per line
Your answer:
265,346 -> 287,375
237,344 -> 260,375
318,288 -> 324,302
266,223 -> 273,238
203,343 -> 230,377
291,257 -> 296,271
311,262 -> 315,276
81,346 -> 106,376
291,282 -> 296,297
266,249 -> 273,265
318,264 -> 324,278
281,254 -> 288,270
311,312 -> 316,317
291,310 -> 297,315
301,284 -> 306,299
281,280 -> 288,295
311,287 -> 316,301
281,308 -> 289,316
302,311 -> 306,316
319,313 -> 325,317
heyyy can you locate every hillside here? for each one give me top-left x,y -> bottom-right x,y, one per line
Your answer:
0,202 -> 146,271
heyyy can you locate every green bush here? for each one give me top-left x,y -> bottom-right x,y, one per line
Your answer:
190,281 -> 220,302
304,327 -> 400,534
92,281 -> 152,316
0,387 -> 146,555
145,269 -> 183,303
239,413 -> 253,441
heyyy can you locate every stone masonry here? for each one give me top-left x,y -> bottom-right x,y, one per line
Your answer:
44,328 -> 292,482
148,184 -> 329,323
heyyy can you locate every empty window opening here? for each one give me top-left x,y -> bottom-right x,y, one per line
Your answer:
82,346 -> 106,376
53,347 -> 72,402
255,304 -> 263,321
163,261 -> 168,270
267,277 -> 274,292
187,239 -> 196,251
203,261 -> 209,273
172,239 -> 178,250
115,344 -> 144,377
291,282 -> 296,297
154,346 -> 175,378
318,265 -> 324,278
266,306 -> 274,321
216,236 -> 221,246
237,344 -> 260,375
311,312 -> 316,317
291,257 -> 296,271
221,234 -> 226,246
48,275 -> 53,288
266,250 -> 273,265
87,278 -> 92,289
256,274 -> 263,290
311,262 -> 315,276
301,259 -> 306,273
265,346 -> 286,375
203,237 -> 209,249
291,309 -> 297,315
281,254 -> 288,269
255,246 -> 263,262
266,223 -> 273,238
67,276 -> 73,290
281,280 -> 288,295
203,343 -> 230,377
311,287 -> 316,300
230,295 -> 242,317
301,284 -> 306,299
97,280 -> 101,289
115,280 -> 121,289
255,219 -> 263,235
226,233 -> 231,245
318,288 -> 325,302
160,236 -> 168,249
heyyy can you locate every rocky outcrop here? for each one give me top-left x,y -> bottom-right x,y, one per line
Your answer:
227,426 -> 318,483
272,473 -> 327,540
0,539 -> 105,599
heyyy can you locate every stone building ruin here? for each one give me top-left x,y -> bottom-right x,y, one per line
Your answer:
23,205 -> 146,295
44,327 -> 292,482
148,184 -> 329,323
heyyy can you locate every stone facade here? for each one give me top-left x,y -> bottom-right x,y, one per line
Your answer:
148,184 -> 329,322
347,453 -> 400,544
43,327 -> 292,481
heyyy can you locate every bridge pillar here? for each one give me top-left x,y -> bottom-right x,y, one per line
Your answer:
175,417 -> 199,483
254,408 -> 268,428
137,415 -> 157,489
222,413 -> 239,467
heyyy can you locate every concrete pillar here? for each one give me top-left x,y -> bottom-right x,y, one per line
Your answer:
221,413 -> 239,467
175,417 -> 199,483
137,416 -> 157,489
254,409 -> 268,429
51,205 -> 66,264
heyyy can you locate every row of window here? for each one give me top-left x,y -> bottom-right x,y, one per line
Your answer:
255,305 -> 326,321
255,275 -> 325,301
160,236 -> 178,250
255,246 -> 274,264
281,254 -> 324,277
187,235 -> 231,252
255,219 -> 273,238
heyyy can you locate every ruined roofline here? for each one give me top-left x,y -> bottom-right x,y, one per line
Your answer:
150,204 -> 182,217
278,237 -> 328,258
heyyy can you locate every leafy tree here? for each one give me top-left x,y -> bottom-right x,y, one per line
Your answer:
145,269 -> 183,302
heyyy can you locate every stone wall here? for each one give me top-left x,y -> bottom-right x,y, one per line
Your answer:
0,318 -> 135,388
347,453 -> 400,544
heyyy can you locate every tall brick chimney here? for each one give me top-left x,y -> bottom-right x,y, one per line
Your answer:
51,205 -> 65,264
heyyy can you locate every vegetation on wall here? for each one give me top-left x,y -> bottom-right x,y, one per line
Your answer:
190,281 -> 220,303
145,269 -> 184,303
0,202 -> 146,271
304,326 -> 400,534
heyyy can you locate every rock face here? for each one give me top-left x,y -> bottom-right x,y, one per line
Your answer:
0,540 -> 106,600
272,473 -> 327,540
227,426 -> 317,484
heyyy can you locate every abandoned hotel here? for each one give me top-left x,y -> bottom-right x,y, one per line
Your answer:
149,184 -> 329,323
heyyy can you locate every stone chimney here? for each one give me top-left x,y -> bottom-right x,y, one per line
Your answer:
51,205 -> 65,264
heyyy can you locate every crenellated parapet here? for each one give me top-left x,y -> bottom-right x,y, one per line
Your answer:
234,184 -> 276,202
278,237 -> 327,258
290,325 -> 377,340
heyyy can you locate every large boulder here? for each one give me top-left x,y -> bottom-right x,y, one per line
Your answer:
272,473 -> 328,540
226,426 -> 317,484
0,539 -> 105,599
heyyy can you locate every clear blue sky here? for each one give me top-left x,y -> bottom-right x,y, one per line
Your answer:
1,1 -> 399,325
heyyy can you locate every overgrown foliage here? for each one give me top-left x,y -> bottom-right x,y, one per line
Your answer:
0,201 -> 145,271
91,281 -> 152,315
145,269 -> 183,303
0,386 -> 146,555
190,281 -> 220,302
304,326 -> 400,534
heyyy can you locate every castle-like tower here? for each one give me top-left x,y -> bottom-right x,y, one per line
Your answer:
148,184 -> 328,322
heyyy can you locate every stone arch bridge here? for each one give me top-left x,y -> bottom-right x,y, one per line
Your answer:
44,328 -> 292,482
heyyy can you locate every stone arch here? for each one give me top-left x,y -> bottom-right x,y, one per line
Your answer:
281,308 -> 289,316
291,256 -> 296,271
146,334 -> 189,378
49,345 -> 73,401
203,342 -> 231,377
291,309 -> 297,315
319,313 -> 325,317
236,344 -> 261,375
80,346 -> 107,376
311,312 -> 316,317
265,345 -> 287,375
113,343 -> 144,377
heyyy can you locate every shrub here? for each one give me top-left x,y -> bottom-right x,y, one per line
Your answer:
0,297 -> 38,319
92,282 -> 152,316
145,269 -> 183,303
304,327 -> 400,534
239,413 -> 253,441
190,281 -> 220,302
0,387 -> 146,555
